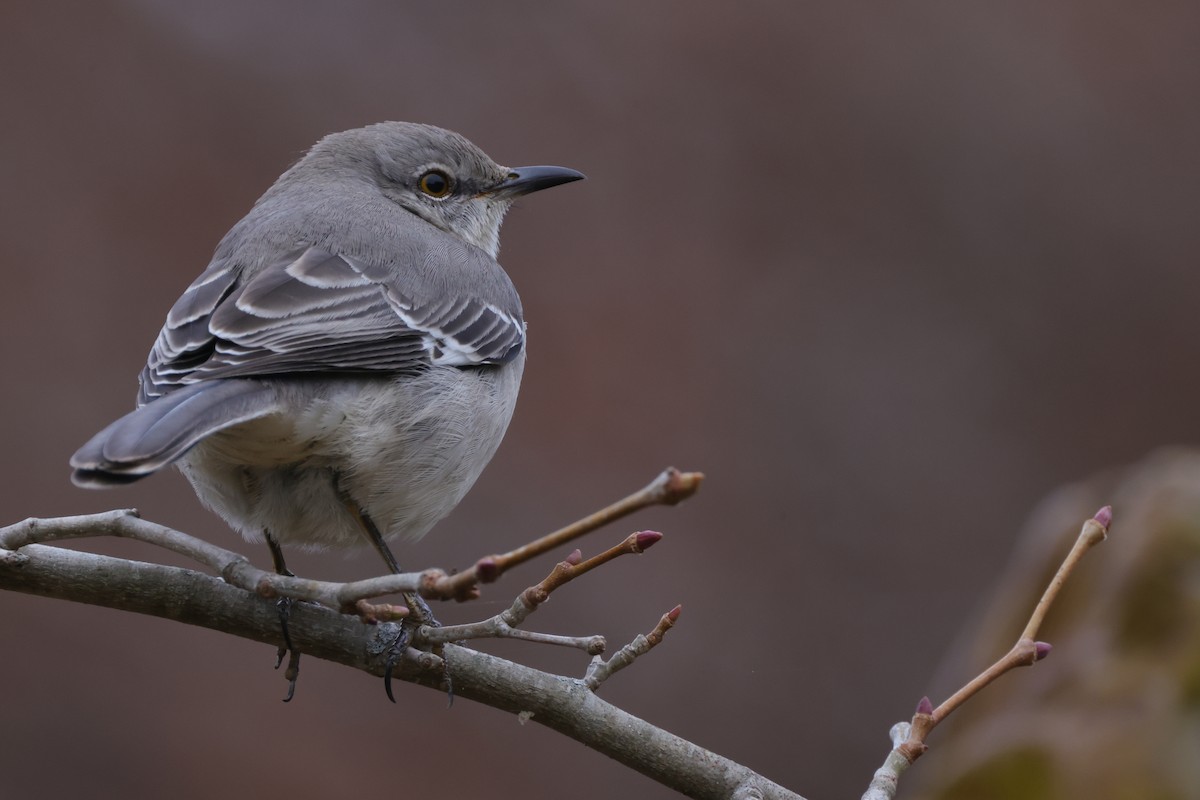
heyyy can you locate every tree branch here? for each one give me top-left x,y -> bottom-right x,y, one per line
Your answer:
1,480 -> 1115,798
860,506 -> 1112,799
0,541 -> 799,800
435,467 -> 704,599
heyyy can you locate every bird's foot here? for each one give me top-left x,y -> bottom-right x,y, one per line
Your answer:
264,532 -> 302,701
274,596 -> 301,702
382,591 -> 452,703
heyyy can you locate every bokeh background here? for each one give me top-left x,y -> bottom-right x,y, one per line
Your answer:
2,3 -> 1199,798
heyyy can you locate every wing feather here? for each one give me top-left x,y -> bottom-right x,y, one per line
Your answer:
139,245 -> 524,403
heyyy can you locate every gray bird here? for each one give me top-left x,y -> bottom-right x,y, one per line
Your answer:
70,123 -> 582,677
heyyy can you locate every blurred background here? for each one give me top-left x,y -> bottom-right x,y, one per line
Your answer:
2,2 -> 1199,798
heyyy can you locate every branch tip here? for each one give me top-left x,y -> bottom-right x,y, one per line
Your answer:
660,468 -> 705,505
634,530 -> 663,551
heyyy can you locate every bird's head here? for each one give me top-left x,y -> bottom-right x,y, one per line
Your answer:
300,122 -> 583,258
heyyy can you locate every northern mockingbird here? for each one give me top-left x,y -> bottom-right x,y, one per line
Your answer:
70,122 -> 582,690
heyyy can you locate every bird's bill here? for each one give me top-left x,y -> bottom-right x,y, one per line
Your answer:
494,165 -> 585,197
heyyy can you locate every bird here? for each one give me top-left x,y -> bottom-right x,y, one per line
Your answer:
69,122 -> 583,694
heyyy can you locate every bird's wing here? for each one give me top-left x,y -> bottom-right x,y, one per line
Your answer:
141,245 -> 524,402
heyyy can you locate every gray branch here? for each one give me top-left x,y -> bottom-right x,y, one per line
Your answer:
0,520 -> 801,800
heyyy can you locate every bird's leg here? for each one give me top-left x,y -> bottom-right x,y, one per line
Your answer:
339,495 -> 445,702
265,530 -> 301,702
334,495 -> 437,620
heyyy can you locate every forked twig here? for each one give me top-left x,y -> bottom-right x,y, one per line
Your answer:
861,506 -> 1112,800
418,530 -> 663,652
432,467 -> 703,601
585,604 -> 682,690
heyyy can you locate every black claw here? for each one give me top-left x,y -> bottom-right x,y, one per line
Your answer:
274,596 -> 295,668
273,594 -> 302,699
383,662 -> 397,704
282,649 -> 301,702
383,625 -> 410,703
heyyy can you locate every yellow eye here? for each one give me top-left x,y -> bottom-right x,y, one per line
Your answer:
418,170 -> 453,198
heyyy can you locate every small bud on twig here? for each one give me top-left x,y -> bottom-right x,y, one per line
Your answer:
634,530 -> 663,552
475,557 -> 500,583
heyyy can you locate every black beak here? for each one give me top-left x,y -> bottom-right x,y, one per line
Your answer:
494,165 -> 585,197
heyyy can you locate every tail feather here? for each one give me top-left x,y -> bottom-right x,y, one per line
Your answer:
71,379 -> 281,487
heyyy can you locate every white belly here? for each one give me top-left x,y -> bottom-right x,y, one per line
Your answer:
177,355 -> 523,551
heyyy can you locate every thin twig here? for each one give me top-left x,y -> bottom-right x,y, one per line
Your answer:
861,506 -> 1112,800
585,605 -> 682,690
1019,504 -> 1110,642
925,509 -> 1108,729
433,467 -> 702,600
0,510 -> 436,614
418,531 -> 662,651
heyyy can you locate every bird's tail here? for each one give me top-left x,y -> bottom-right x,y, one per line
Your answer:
70,380 -> 282,488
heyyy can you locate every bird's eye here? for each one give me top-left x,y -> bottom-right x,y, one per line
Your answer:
418,170 -> 453,198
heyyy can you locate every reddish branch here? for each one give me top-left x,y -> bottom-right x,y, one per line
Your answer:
431,467 -> 703,601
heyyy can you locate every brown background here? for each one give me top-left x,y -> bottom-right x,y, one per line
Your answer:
2,3 -> 1198,798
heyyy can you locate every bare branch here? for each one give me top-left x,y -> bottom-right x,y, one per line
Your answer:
433,467 -> 703,600
0,510 -> 439,614
861,506 -> 1112,799
3,482 -> 1111,800
0,540 -> 800,800
418,530 -> 662,652
585,604 -> 682,690
924,507 -> 1108,731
